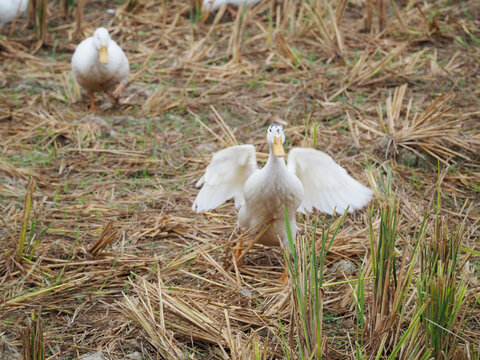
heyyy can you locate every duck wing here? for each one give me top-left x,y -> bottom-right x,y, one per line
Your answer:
287,148 -> 373,215
109,40 -> 129,84
193,144 -> 257,212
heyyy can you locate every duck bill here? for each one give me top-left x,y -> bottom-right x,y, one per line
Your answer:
99,45 -> 108,64
272,136 -> 285,157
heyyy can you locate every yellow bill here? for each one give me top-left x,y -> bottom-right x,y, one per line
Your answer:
99,45 -> 108,64
273,136 -> 285,157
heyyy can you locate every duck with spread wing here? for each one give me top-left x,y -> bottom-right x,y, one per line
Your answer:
193,124 -> 373,261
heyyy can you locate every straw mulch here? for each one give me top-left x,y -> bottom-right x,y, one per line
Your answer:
0,0 -> 479,358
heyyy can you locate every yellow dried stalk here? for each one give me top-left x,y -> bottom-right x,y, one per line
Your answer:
38,0 -> 47,44
75,0 -> 86,34
89,220 -> 117,256
18,178 -> 35,262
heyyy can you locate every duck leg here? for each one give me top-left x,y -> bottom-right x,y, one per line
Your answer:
88,90 -> 96,111
278,258 -> 289,283
111,82 -> 125,98
233,241 -> 244,266
201,10 -> 210,22
278,269 -> 289,283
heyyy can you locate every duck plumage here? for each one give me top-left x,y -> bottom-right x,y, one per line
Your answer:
0,0 -> 29,29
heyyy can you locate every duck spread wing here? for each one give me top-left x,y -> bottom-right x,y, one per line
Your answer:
193,144 -> 257,212
287,148 -> 373,215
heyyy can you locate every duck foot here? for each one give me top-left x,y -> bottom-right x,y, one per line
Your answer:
111,82 -> 125,98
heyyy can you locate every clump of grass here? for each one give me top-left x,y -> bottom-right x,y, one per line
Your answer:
368,203 -> 397,335
282,207 -> 347,359
362,200 -> 427,358
21,308 -> 45,360
375,84 -> 473,165
417,215 -> 468,358
355,168 -> 428,358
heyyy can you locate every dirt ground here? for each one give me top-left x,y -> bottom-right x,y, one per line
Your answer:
0,0 -> 479,359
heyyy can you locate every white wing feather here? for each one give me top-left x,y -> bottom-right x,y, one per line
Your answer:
193,145 -> 257,212
287,148 -> 373,215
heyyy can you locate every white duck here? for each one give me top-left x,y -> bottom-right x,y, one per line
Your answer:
193,124 -> 373,253
202,0 -> 261,13
0,0 -> 29,29
71,27 -> 129,111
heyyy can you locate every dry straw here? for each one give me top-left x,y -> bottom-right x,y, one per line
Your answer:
0,0 -> 478,358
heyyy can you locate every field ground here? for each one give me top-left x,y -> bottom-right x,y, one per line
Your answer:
0,0 -> 479,358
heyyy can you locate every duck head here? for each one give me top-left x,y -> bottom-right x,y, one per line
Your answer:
93,27 -> 110,65
267,123 -> 286,157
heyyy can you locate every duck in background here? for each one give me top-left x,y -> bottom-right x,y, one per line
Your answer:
71,27 -> 129,111
0,0 -> 29,29
202,0 -> 261,12
199,0 -> 261,20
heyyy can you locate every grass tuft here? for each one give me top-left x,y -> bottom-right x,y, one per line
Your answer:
21,309 -> 45,360
283,207 -> 347,359
417,215 -> 468,358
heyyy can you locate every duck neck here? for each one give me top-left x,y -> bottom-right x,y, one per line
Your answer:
266,149 -> 287,171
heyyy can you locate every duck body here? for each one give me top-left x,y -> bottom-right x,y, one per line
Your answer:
72,36 -> 128,92
71,28 -> 129,109
193,124 -> 373,249
202,0 -> 261,12
239,153 -> 303,246
0,0 -> 29,29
